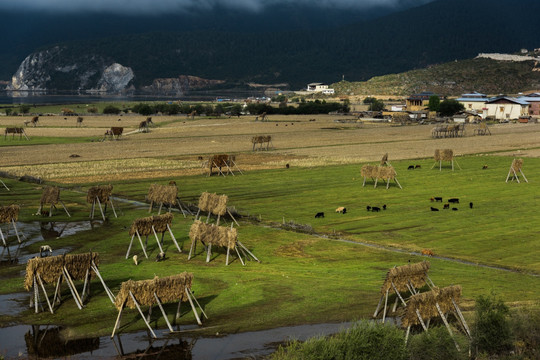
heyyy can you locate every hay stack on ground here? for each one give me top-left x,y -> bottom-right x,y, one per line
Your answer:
111,272 -> 205,338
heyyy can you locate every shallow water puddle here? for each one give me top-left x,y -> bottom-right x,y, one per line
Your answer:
0,322 -> 366,359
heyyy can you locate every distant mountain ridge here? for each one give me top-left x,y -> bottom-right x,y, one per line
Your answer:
4,0 -> 540,92
332,55 -> 540,97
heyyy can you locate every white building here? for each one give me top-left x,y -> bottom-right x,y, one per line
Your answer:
306,83 -> 335,95
484,97 -> 530,121
456,92 -> 489,113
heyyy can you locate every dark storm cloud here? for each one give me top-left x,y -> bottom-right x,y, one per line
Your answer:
0,0 -> 434,14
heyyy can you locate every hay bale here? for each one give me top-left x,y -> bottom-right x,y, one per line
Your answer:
189,220 -> 237,249
442,149 -> 454,161
148,184 -> 178,205
197,192 -> 228,216
40,186 -> 60,205
129,213 -> 174,236
86,185 -> 113,203
114,272 -> 193,309
361,164 -> 376,178
152,213 -> 173,233
0,204 -> 20,223
380,261 -> 430,294
24,253 -> 99,290
511,158 -> 523,172
401,285 -> 462,328
379,166 -> 397,180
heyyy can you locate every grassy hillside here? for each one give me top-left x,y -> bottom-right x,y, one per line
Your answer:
334,58 -> 540,96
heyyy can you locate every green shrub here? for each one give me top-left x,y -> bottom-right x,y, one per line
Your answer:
472,294 -> 512,356
408,326 -> 468,360
103,105 -> 121,115
272,321 -> 407,360
510,307 -> 540,358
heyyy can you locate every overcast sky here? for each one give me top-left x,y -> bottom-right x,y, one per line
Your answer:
0,0 -> 435,14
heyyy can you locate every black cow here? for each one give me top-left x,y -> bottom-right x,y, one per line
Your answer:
452,207 -> 458,211
469,202 -> 473,209
408,165 -> 414,170
434,197 -> 443,202
315,212 -> 325,218
415,165 -> 422,169
443,203 -> 450,209
448,198 -> 459,204
366,206 -> 371,211
430,207 -> 439,211
372,206 -> 381,212
382,204 -> 387,210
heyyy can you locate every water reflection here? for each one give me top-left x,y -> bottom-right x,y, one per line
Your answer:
25,325 -> 100,359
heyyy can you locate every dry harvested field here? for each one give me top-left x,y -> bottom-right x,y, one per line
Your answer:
1,114 -> 540,183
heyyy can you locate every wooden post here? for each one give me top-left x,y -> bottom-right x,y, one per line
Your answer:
405,325 -> 411,344
81,268 -> 90,301
185,289 -> 202,325
452,298 -> 471,338
415,309 -> 428,331
148,201 -> 154,213
151,226 -> 164,254
126,234 -> 135,259
91,262 -> 116,304
166,224 -> 182,253
153,293 -> 174,332
206,243 -> 212,263
53,274 -> 63,305
373,295 -> 384,318
234,246 -> 245,266
238,241 -> 260,262
129,291 -> 157,338
188,288 -> 208,319
59,200 -> 71,217
390,281 -> 407,307
436,302 -> 460,351
394,178 -> 403,189
111,300 -> 126,338
36,273 -> 54,314
176,199 -> 188,218
382,289 -> 389,323
11,219 -> 22,243
0,228 -> 6,246
63,267 -> 83,309
33,276 -> 40,313
227,210 -> 240,227
188,239 -> 196,260
158,203 -> 163,215
136,230 -> 148,258
520,169 -> 529,183
96,197 -> 106,221
0,179 -> 9,191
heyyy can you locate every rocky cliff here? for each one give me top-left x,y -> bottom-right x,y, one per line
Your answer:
141,75 -> 226,95
7,47 -> 134,93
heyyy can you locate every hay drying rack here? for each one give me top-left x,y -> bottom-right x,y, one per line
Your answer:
147,183 -> 192,218
111,273 -> 207,339
207,154 -> 243,177
24,252 -> 115,314
126,213 -> 182,260
506,158 -> 528,183
37,186 -> 71,218
431,149 -> 461,171
87,185 -> 118,221
0,204 -> 24,247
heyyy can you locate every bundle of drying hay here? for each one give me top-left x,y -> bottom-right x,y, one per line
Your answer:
380,261 -> 430,294
152,213 -> 174,233
198,192 -> 228,216
511,158 -> 523,172
129,216 -> 154,236
129,213 -> 174,237
40,186 -> 60,205
86,185 -> 113,203
401,285 -> 462,328
361,164 -> 377,178
378,166 -> 397,180
189,220 -> 237,249
0,204 -> 19,223
24,253 -> 99,290
148,184 -> 178,205
114,272 -> 193,309
434,149 -> 454,162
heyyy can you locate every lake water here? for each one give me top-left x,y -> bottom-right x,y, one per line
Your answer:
0,90 -> 267,105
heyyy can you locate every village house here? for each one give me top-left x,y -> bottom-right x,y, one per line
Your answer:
306,83 -> 335,95
484,96 -> 530,121
405,91 -> 436,111
456,92 -> 489,112
517,92 -> 540,116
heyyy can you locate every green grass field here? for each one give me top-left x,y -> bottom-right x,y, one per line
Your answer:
0,154 -> 539,338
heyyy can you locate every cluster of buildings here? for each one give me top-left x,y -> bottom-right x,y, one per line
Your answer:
406,91 -> 540,122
